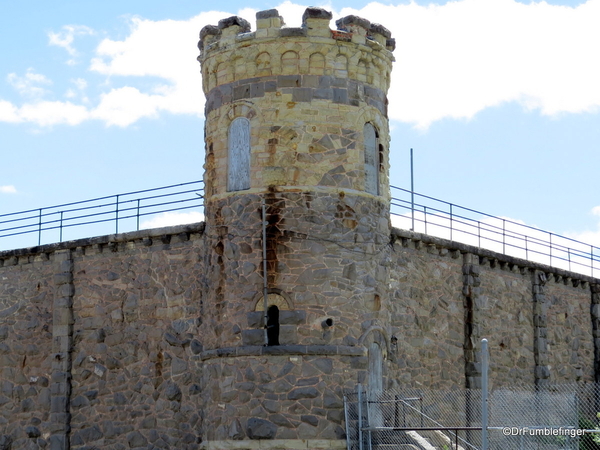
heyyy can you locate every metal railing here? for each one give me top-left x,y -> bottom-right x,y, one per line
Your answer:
0,180 -> 204,251
1,181 -> 598,279
391,186 -> 600,278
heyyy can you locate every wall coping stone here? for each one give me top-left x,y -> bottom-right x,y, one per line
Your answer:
0,222 -> 205,260
392,227 -> 600,285
201,438 -> 346,450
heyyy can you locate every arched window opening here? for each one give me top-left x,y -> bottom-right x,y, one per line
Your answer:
266,305 -> 280,346
228,117 -> 251,192
364,123 -> 379,195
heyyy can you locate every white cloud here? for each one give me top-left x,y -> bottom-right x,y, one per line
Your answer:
0,186 -> 17,194
140,211 -> 204,229
7,69 -> 52,98
3,1 -> 600,128
18,101 -> 89,126
48,25 -> 94,64
344,0 -> 600,128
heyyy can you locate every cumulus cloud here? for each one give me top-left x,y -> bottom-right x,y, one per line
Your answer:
0,186 -> 17,194
48,25 -> 94,64
2,1 -> 600,128
140,211 -> 204,229
343,0 -> 600,128
7,69 -> 52,98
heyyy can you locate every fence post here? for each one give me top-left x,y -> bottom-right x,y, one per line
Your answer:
343,395 -> 351,450
482,338 -> 489,450
358,384 -> 363,450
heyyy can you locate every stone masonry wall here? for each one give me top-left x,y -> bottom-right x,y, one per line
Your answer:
0,222 -> 598,448
0,254 -> 54,449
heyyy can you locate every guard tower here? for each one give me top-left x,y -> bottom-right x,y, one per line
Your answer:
197,7 -> 395,447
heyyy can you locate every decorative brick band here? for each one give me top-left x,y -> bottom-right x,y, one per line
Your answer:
199,344 -> 366,361
205,75 -> 388,117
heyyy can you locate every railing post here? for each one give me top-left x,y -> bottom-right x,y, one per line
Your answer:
424,206 -> 427,235
115,194 -> 120,234
450,204 -> 453,241
549,233 -> 552,267
38,208 -> 42,245
136,199 -> 140,231
60,211 -> 64,242
478,221 -> 481,248
525,236 -> 528,261
502,219 -> 506,254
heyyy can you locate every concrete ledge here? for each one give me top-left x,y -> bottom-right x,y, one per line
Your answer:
200,344 -> 366,361
201,439 -> 346,450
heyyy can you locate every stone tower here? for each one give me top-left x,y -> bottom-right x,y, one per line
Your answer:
197,7 -> 395,447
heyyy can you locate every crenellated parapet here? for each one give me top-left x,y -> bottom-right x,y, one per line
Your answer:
199,8 -> 394,94
198,7 -> 395,201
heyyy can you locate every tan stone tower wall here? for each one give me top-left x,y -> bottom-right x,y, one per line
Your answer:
196,8 -> 396,447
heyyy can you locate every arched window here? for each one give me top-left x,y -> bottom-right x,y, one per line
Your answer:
364,123 -> 379,195
266,305 -> 280,346
228,117 -> 251,191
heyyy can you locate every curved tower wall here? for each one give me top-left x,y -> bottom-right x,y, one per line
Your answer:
197,8 -> 395,446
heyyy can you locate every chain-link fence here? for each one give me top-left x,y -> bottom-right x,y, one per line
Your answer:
344,383 -> 600,450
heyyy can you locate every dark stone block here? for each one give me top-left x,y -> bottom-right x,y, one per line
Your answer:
292,88 -> 313,103
264,80 -> 277,92
233,84 -> 251,101
301,415 -> 319,427
279,310 -> 306,325
278,75 -> 301,88
331,77 -> 348,87
218,16 -> 251,32
369,22 -> 392,38
302,7 -> 333,22
280,27 -> 307,37
313,358 -> 334,374
113,392 -> 127,405
250,82 -> 265,98
287,386 -> 319,400
242,329 -> 265,346
246,418 -> 277,440
164,382 -> 182,402
333,88 -> 348,104
313,88 -> 332,100
256,9 -> 280,19
336,15 -> 371,31
76,425 -> 103,443
247,312 -> 264,328
318,76 -> 332,88
191,339 -> 203,354
25,426 -> 41,438
302,75 -> 320,88
200,25 -> 220,41
127,431 -> 148,448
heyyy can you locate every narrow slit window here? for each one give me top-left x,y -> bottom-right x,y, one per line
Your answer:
364,123 -> 378,195
228,117 -> 251,191
267,305 -> 280,346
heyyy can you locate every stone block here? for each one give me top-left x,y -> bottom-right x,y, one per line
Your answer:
246,418 -> 277,439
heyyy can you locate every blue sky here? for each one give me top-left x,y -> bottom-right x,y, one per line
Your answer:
1,0 -> 599,251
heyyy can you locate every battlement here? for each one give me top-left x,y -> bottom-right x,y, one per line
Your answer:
198,7 -> 395,96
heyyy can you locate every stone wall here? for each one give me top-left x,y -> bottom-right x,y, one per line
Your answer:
0,221 -> 598,448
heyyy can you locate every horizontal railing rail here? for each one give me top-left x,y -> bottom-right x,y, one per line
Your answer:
391,185 -> 600,278
0,180 -> 204,251
1,181 -> 597,278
